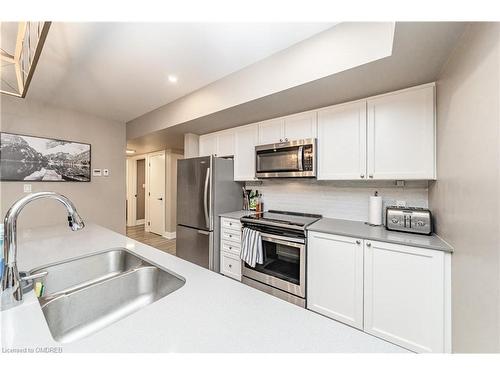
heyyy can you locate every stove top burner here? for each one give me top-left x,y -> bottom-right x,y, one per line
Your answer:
241,210 -> 322,229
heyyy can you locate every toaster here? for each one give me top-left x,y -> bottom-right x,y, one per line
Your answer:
385,206 -> 433,235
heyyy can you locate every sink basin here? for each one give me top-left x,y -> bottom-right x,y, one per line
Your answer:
30,248 -> 185,343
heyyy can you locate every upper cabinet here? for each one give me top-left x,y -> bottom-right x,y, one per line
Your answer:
317,101 -> 367,180
199,83 -> 436,181
367,85 -> 435,180
283,111 -> 317,141
199,133 -> 217,157
234,123 -> 259,181
258,118 -> 284,145
199,129 -> 235,157
258,111 -> 317,145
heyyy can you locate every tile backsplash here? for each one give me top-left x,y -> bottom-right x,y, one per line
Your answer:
245,180 -> 429,222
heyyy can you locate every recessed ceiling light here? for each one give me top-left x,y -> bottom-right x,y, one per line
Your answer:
126,149 -> 136,155
167,75 -> 178,84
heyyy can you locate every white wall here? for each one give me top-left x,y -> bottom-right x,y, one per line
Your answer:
0,96 -> 126,234
429,23 -> 500,353
247,180 -> 428,222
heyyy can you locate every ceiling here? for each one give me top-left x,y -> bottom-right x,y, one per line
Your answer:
127,22 -> 468,154
20,22 -> 336,122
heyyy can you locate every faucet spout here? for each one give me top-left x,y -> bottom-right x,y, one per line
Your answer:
1,192 -> 85,310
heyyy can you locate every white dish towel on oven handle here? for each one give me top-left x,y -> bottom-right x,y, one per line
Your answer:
240,227 -> 264,268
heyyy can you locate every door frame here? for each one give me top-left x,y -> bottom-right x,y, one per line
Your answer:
126,154 -> 147,227
146,150 -> 166,235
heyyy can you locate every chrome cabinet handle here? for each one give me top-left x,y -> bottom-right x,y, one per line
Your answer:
356,240 -> 361,245
360,174 -> 365,178
368,174 -> 373,178
228,264 -> 232,268
280,138 -> 283,142
366,242 -> 372,247
285,137 -> 288,141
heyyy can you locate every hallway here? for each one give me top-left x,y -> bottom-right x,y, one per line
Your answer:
126,225 -> 176,255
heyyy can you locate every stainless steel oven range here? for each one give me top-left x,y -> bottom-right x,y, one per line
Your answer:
240,210 -> 321,307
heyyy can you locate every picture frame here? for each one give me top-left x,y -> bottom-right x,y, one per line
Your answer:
0,132 -> 91,182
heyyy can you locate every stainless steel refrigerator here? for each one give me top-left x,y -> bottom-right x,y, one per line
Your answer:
176,156 -> 242,271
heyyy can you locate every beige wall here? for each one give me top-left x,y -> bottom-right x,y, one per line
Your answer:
0,96 -> 126,234
429,23 -> 500,352
165,151 -> 182,234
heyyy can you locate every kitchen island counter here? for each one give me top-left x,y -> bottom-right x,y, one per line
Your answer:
1,223 -> 408,353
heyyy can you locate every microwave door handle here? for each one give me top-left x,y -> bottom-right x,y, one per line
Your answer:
297,146 -> 304,171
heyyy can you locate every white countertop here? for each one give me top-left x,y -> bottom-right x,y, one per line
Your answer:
308,218 -> 453,252
1,223 -> 407,353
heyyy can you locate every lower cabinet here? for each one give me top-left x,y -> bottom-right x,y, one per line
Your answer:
364,240 -> 449,353
307,231 -> 451,353
307,232 -> 364,329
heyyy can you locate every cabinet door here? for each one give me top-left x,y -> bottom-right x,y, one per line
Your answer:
307,232 -> 364,329
364,240 -> 445,353
258,118 -> 284,145
216,130 -> 235,157
283,111 -> 317,141
199,134 -> 217,156
367,85 -> 435,179
234,123 -> 259,181
317,101 -> 367,180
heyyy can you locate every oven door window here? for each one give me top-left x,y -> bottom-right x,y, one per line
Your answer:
249,237 -> 301,285
256,147 -> 300,172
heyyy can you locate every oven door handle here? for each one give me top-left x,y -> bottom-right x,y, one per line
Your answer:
261,233 -> 305,246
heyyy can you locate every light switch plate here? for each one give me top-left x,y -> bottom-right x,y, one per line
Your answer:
23,184 -> 32,193
92,169 -> 102,177
103,169 -> 109,177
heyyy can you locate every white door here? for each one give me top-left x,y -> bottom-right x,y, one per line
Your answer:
363,240 -> 446,353
317,101 -> 367,180
307,232 -> 364,329
216,130 -> 234,157
367,85 -> 435,180
148,152 -> 165,235
258,118 -> 284,145
283,111 -> 317,141
199,134 -> 217,156
234,123 -> 259,181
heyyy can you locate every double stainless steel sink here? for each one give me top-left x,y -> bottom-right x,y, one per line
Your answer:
29,248 -> 185,343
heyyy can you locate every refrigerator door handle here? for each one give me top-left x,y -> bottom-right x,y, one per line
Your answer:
197,230 -> 210,235
203,167 -> 210,229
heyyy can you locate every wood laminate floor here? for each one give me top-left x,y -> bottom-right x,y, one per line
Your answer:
126,225 -> 176,255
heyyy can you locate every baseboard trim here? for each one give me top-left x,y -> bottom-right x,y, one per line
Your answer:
163,231 -> 176,239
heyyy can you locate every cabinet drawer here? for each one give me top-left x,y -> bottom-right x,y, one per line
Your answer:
222,240 -> 240,256
221,228 -> 241,244
221,217 -> 241,231
220,252 -> 242,280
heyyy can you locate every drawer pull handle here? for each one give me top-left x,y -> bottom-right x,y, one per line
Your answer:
366,242 -> 371,247
356,240 -> 361,245
228,264 -> 232,268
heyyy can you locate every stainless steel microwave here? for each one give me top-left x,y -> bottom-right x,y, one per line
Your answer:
255,138 -> 316,178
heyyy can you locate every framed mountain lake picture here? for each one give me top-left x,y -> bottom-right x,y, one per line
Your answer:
0,132 -> 91,182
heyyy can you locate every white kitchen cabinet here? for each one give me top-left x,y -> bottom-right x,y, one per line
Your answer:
364,240 -> 448,353
216,130 -> 235,157
258,118 -> 284,145
234,123 -> 259,181
220,217 -> 242,281
199,130 -> 234,157
317,101 -> 367,180
199,133 -> 217,156
307,232 -> 364,329
367,85 -> 436,179
283,111 -> 317,141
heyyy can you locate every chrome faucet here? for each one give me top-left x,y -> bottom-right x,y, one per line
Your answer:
1,192 -> 85,310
